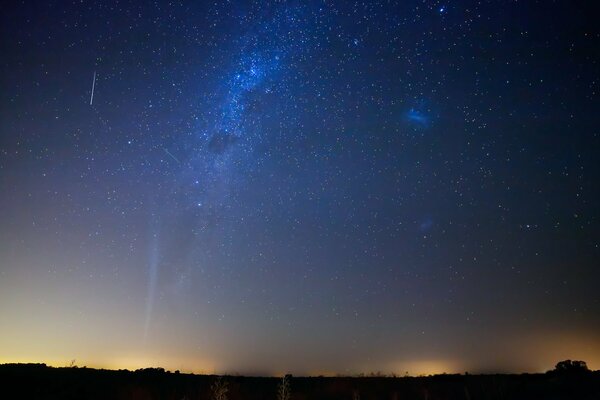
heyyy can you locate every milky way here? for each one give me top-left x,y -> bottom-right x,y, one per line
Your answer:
145,3 -> 315,334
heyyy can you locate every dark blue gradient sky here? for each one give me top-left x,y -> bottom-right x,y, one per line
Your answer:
1,1 -> 599,375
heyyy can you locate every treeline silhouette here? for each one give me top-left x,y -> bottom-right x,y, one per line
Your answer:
0,360 -> 598,400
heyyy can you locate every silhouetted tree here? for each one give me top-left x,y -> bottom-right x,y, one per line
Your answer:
553,360 -> 589,374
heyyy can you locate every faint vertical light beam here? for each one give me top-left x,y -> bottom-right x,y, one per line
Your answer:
144,229 -> 160,341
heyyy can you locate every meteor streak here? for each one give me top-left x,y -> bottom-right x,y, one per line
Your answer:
163,148 -> 180,164
89,71 -> 96,105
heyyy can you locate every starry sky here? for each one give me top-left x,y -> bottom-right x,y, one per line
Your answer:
0,1 -> 599,376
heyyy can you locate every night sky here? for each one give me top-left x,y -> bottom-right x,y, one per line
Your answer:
1,1 -> 599,376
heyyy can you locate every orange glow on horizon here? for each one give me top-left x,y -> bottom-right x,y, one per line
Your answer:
1,330 -> 599,376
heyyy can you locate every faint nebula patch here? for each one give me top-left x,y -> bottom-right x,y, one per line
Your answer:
403,101 -> 434,130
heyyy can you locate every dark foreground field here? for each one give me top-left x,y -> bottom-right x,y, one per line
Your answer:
1,363 -> 599,400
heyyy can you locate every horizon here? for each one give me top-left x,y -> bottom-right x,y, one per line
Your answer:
3,360 -> 598,378
1,1 -> 599,376
2,352 -> 599,377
